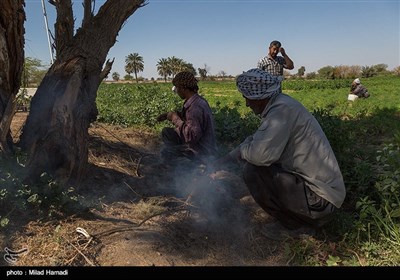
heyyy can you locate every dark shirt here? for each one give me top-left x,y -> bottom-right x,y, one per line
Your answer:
170,93 -> 217,156
351,84 -> 369,97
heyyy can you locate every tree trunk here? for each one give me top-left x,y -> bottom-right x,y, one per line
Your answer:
0,0 -> 25,156
20,0 -> 147,185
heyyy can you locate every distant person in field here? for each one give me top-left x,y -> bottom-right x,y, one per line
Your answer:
257,40 -> 294,76
350,78 -> 370,98
210,68 -> 346,241
156,71 -> 217,165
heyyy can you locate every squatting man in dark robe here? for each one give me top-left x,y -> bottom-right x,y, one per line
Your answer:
209,68 -> 346,240
157,71 -> 217,167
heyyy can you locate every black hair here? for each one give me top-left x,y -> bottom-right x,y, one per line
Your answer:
270,40 -> 281,48
172,71 -> 199,93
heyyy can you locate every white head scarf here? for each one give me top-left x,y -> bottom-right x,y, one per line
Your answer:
354,78 -> 361,84
236,68 -> 284,100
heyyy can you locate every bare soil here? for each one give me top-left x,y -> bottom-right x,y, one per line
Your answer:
1,112 -> 288,267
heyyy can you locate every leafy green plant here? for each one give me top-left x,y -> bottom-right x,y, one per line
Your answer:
0,157 -> 87,227
212,101 -> 259,146
354,132 -> 400,264
97,83 -> 182,128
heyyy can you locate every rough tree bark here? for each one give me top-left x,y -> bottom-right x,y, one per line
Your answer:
19,0 -> 147,185
0,0 -> 25,157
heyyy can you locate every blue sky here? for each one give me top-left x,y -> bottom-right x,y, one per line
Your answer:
24,0 -> 399,79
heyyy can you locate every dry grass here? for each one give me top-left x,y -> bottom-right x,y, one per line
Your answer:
11,218 -> 100,266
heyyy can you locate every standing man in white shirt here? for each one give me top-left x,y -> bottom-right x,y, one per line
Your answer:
257,40 -> 294,76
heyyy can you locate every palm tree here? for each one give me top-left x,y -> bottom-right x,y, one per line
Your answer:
167,56 -> 183,78
125,53 -> 144,83
157,57 -> 196,81
183,63 -> 197,76
112,72 -> 120,81
156,58 -> 171,82
361,66 -> 376,78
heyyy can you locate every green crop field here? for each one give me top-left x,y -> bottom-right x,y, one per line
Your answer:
97,76 -> 400,143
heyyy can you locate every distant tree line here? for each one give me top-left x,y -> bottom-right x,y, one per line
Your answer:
115,53 -> 198,83
24,55 -> 400,85
287,64 -> 399,80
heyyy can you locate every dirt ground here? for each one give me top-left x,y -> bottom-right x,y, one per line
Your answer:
1,112 -> 289,267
